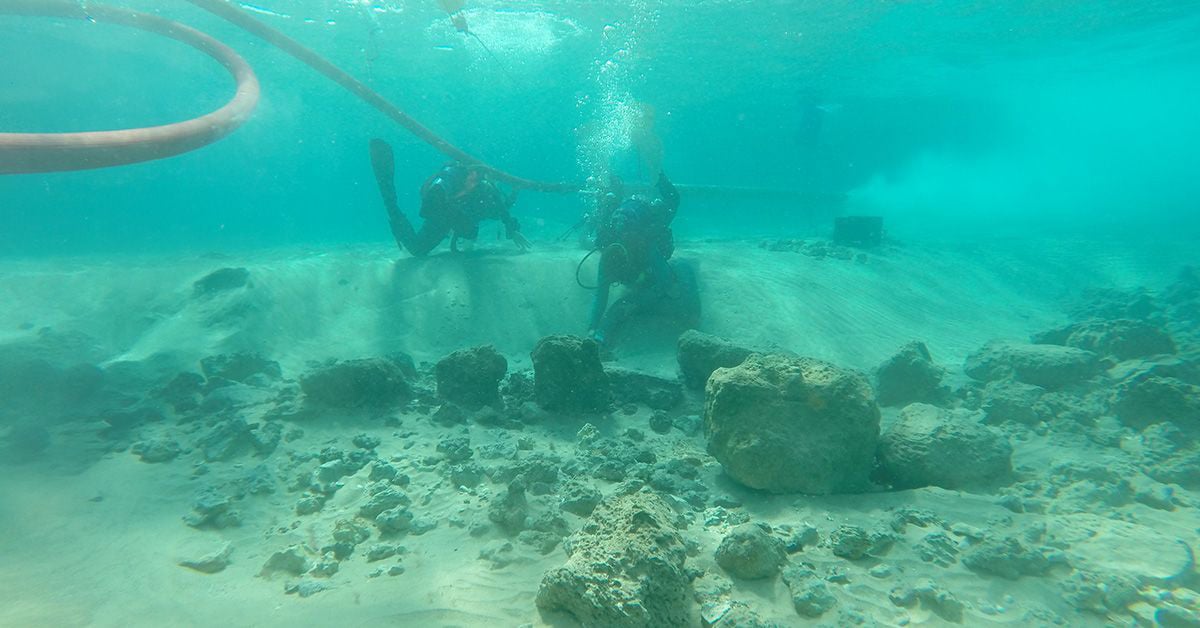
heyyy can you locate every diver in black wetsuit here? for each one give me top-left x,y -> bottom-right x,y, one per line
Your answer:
586,172 -> 699,347
369,138 -> 530,257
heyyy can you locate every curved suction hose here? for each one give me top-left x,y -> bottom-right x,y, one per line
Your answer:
0,0 -> 259,175
184,0 -> 578,194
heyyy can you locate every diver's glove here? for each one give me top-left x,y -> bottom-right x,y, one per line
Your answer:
656,172 -> 680,215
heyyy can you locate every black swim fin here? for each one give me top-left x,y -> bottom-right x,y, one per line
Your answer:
369,138 -> 400,216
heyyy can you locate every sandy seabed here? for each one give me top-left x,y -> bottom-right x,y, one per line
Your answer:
0,236 -> 1197,627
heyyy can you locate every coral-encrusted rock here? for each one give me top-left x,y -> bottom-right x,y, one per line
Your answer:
536,490 -> 692,627
875,341 -> 946,407
677,330 -> 753,390
435,345 -> 507,408
704,354 -> 880,494
530,335 -> 610,413
964,341 -> 1102,390
1113,374 -> 1200,430
1033,319 -> 1176,361
979,380 -> 1044,425
877,404 -> 1012,490
299,357 -> 411,409
715,523 -> 787,580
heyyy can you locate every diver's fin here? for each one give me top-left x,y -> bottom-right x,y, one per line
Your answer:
369,138 -> 400,215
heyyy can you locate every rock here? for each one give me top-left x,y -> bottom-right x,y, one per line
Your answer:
829,525 -> 883,560
331,519 -> 371,546
876,404 -> 1012,490
530,335 -> 610,413
1059,570 -> 1139,615
648,411 -> 673,434
352,433 -> 381,450
131,439 -> 181,463
964,341 -> 1102,389
559,481 -> 602,517
259,546 -> 309,578
376,507 -> 415,534
677,330 -> 753,390
704,354 -> 880,494
299,357 -> 411,409
1034,319 -> 1176,361
192,267 -> 249,297
435,345 -> 507,408
875,341 -> 946,407
673,414 -> 702,436
962,536 -> 1051,579
714,523 -> 787,580
365,544 -> 398,562
283,580 -> 327,597
358,484 -> 411,519
1066,518 -> 1194,586
783,566 -> 837,618
1146,449 -> 1200,489
605,367 -> 684,410
199,352 -> 281,384
198,418 -> 253,462
979,380 -> 1044,425
436,436 -> 473,463
184,490 -> 240,529
911,580 -> 964,623
488,480 -> 529,534
1113,374 -> 1200,430
295,495 -> 324,515
536,490 -> 691,627
308,556 -> 339,578
179,543 -> 233,574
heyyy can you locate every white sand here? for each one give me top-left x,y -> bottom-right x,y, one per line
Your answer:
0,236 -> 1196,627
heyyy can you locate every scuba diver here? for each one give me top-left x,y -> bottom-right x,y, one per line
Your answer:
585,172 -> 699,347
369,138 -> 530,257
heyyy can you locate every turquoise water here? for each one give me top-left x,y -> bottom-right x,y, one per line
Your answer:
4,4 -> 1200,626
2,1 -> 1199,255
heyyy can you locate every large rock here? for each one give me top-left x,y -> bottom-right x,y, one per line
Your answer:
964,341 -> 1102,389
677,330 -> 753,390
536,490 -> 692,627
530,336 -> 609,413
1113,374 -> 1200,430
299,357 -> 411,409
877,404 -> 1012,490
435,345 -> 507,408
979,380 -> 1044,425
715,523 -> 787,580
875,341 -> 945,407
1033,319 -> 1176,361
704,354 -> 879,494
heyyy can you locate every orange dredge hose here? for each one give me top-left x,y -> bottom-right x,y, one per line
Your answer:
0,0 -> 579,192
0,0 -> 259,174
